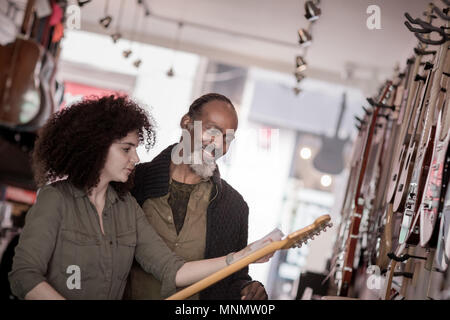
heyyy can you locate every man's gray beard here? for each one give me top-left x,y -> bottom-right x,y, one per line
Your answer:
189,150 -> 217,179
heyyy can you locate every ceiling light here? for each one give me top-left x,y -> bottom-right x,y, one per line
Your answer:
320,175 -> 332,187
304,1 -> 322,21
297,28 -> 312,46
111,32 -> 122,43
294,70 -> 305,83
293,87 -> 302,96
300,147 -> 312,159
77,0 -> 91,7
296,56 -> 307,73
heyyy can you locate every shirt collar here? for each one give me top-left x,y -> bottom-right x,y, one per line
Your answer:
71,183 -> 119,204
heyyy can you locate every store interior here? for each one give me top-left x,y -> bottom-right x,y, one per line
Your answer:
1,0 -> 450,300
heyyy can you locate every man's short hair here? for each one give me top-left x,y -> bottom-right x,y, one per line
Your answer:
187,93 -> 235,119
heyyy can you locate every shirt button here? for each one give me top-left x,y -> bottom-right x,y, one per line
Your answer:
175,243 -> 179,247
168,216 -> 172,222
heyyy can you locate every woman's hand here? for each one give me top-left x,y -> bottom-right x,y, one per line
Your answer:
232,231 -> 283,264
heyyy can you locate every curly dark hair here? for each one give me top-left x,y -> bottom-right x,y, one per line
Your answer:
32,95 -> 156,198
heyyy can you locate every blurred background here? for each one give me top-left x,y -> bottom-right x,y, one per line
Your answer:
0,0 -> 430,299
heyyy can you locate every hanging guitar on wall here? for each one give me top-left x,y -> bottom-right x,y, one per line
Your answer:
313,91 -> 350,175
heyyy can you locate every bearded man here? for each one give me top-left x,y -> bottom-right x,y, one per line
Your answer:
123,93 -> 267,300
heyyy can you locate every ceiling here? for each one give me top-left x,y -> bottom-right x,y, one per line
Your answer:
78,0 -> 433,92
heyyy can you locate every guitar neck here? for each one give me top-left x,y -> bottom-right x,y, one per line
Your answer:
399,53 -> 430,145
166,240 -> 285,300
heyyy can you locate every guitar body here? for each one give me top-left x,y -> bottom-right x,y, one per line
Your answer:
434,114 -> 450,269
0,38 -> 43,126
313,137 -> 348,175
393,142 -> 417,212
387,64 -> 429,203
399,126 -> 436,244
419,128 -> 450,246
314,92 -> 349,175
376,203 -> 394,270
435,169 -> 450,271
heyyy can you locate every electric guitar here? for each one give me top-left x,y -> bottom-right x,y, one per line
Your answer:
400,52 -> 450,247
364,73 -> 404,269
360,77 -> 400,270
393,59 -> 436,214
166,214 -> 332,300
328,114 -> 368,290
313,92 -> 350,175
386,48 -> 436,204
338,82 -> 392,296
369,61 -> 413,270
16,50 -> 56,132
419,49 -> 450,247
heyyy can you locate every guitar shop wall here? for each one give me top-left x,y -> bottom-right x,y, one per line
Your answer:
326,2 -> 450,301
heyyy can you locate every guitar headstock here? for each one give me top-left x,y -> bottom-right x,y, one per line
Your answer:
281,214 -> 332,249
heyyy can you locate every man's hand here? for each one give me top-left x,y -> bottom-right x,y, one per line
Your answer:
240,281 -> 267,300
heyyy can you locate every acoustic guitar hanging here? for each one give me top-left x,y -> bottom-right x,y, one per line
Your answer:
166,214 -> 332,300
313,92 -> 350,175
0,37 -> 43,127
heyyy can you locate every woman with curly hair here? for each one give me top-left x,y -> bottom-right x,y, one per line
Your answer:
8,95 -> 260,300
